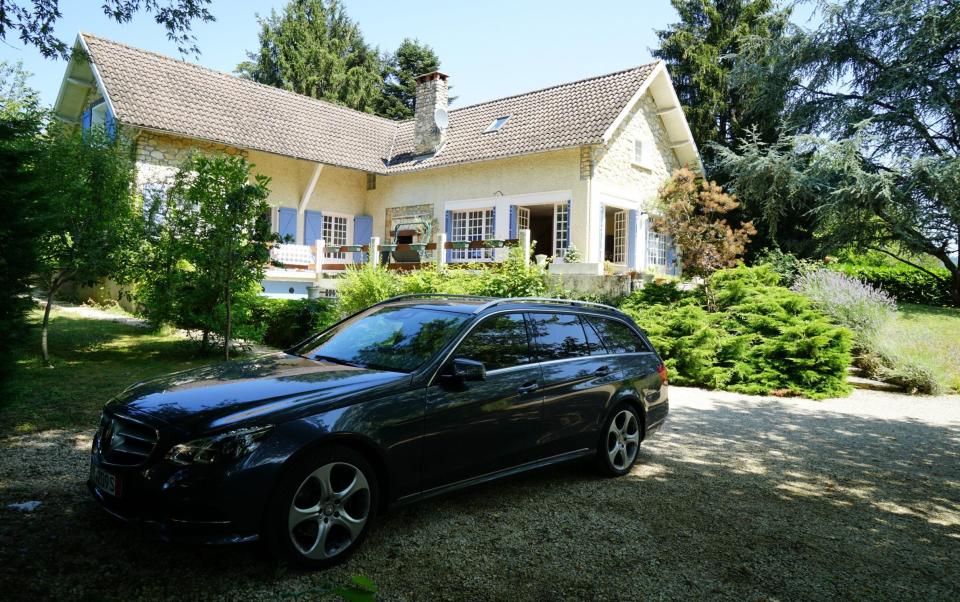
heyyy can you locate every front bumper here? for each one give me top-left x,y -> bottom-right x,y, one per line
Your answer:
87,450 -> 277,545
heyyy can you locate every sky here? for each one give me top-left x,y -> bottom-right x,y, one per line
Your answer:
1,0 -> 818,110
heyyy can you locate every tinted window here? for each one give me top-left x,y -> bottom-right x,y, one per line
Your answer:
528,313 -> 590,361
300,306 -> 469,372
454,313 -> 530,371
589,317 -> 650,354
581,317 -> 607,355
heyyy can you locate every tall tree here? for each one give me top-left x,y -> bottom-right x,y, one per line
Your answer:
165,154 -> 274,359
0,0 -> 214,58
34,124 -> 141,364
375,38 -> 441,119
653,0 -> 791,157
237,0 -> 383,114
0,60 -> 43,377
719,0 -> 960,305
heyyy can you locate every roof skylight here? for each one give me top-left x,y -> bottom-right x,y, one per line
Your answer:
484,116 -> 510,133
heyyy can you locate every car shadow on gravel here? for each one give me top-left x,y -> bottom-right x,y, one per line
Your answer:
1,397 -> 959,601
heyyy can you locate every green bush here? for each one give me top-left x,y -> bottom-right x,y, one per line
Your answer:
755,247 -> 821,287
624,266 -> 853,399
621,281 -> 693,310
335,247 -> 549,316
829,263 -> 952,306
247,297 -> 338,349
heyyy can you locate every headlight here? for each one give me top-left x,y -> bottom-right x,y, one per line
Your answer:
165,425 -> 273,465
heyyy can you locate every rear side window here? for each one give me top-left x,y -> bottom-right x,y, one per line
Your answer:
528,313 -> 590,361
454,313 -> 531,371
588,317 -> 651,354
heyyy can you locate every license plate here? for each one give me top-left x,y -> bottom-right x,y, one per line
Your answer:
90,464 -> 119,497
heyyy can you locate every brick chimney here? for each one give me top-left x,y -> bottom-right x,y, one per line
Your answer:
413,71 -> 449,155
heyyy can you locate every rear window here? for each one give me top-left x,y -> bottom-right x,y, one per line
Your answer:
527,312 -> 591,361
588,317 -> 651,354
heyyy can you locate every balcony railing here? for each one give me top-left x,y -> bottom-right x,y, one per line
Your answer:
268,230 -> 533,275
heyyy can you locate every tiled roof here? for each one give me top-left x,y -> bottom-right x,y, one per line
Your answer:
386,63 -> 658,172
80,33 -> 659,175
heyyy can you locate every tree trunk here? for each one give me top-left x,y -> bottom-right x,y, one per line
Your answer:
951,269 -> 960,308
41,281 -> 61,366
224,289 -> 231,361
201,329 -> 210,354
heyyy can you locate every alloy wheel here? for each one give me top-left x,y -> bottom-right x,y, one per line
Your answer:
288,461 -> 371,560
606,409 -> 640,471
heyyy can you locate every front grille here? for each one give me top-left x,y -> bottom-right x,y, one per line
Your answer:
97,412 -> 158,466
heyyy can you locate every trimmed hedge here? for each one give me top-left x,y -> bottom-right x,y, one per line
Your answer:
622,266 -> 852,399
829,263 -> 953,306
247,297 -> 338,349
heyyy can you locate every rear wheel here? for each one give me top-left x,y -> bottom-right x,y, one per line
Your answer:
597,404 -> 642,476
264,445 -> 378,569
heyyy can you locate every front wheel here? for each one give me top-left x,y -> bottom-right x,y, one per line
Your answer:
596,404 -> 642,476
264,445 -> 378,569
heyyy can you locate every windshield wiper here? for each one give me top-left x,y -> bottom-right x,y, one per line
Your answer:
310,354 -> 366,368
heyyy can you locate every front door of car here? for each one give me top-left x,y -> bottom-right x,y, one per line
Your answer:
526,312 -> 622,457
422,312 -> 544,490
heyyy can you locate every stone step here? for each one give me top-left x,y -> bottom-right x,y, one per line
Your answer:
847,374 -> 904,393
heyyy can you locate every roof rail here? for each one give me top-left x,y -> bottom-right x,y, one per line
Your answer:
473,297 -> 619,313
373,293 -> 494,307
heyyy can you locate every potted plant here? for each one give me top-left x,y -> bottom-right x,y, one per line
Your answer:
449,241 -> 470,250
484,239 -> 505,248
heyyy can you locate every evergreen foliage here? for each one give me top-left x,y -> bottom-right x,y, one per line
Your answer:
622,266 -> 852,398
237,0 -> 384,114
376,38 -> 441,119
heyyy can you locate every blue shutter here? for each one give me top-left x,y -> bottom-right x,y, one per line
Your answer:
105,106 -> 116,140
598,203 -> 606,261
353,215 -> 373,263
81,109 -> 92,133
304,210 -> 323,247
278,207 -> 297,242
566,199 -> 573,251
667,236 -> 677,275
627,210 -> 639,270
444,210 -> 452,262
509,205 -> 517,239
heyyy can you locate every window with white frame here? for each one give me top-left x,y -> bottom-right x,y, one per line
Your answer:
647,226 -> 669,266
613,210 -> 627,264
450,209 -> 494,261
553,203 -> 569,255
634,139 -> 648,166
516,207 -> 530,234
323,214 -> 350,260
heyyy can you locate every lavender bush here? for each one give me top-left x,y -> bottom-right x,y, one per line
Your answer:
793,269 -> 897,343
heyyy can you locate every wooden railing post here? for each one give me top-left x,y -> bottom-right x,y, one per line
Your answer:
519,228 -> 531,266
436,232 -> 447,268
369,237 -> 380,267
315,239 -> 325,278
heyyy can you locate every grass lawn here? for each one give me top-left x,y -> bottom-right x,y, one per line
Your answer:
0,307 -> 220,434
885,303 -> 960,392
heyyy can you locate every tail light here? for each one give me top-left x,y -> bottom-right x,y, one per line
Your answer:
656,362 -> 668,384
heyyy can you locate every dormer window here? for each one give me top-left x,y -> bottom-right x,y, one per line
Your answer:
485,116 -> 510,133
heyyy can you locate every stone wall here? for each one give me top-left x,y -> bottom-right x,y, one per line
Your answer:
134,131 -> 245,189
592,93 -> 681,210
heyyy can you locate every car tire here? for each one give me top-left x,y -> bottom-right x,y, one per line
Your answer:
596,403 -> 643,477
263,444 -> 379,569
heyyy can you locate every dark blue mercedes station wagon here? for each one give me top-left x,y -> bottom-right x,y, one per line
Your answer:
88,295 -> 669,568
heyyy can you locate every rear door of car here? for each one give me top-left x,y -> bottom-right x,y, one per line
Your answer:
527,311 -> 622,457
587,315 -> 667,423
422,312 -> 545,490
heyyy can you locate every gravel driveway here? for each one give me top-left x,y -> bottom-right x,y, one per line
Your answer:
1,387 -> 958,601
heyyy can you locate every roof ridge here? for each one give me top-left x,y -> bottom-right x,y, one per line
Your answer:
446,61 -> 661,113
79,32 -> 403,129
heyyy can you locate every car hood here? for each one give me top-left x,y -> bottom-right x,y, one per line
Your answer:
107,352 -> 411,433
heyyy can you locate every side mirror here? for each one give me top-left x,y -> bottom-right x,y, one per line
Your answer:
451,358 -> 486,381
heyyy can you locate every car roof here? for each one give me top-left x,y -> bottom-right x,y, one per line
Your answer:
376,295 -> 625,317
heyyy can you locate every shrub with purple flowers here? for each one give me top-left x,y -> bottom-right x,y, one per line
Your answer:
792,270 -> 897,344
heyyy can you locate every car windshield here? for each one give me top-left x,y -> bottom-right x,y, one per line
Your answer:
296,306 -> 470,373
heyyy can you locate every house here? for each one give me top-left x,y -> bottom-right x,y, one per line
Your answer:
53,33 -> 701,297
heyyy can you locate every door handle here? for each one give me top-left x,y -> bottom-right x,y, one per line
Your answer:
594,365 -> 612,376
517,382 -> 539,395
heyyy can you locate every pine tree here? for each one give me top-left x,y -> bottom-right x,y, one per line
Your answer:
376,38 -> 441,120
237,0 -> 383,114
